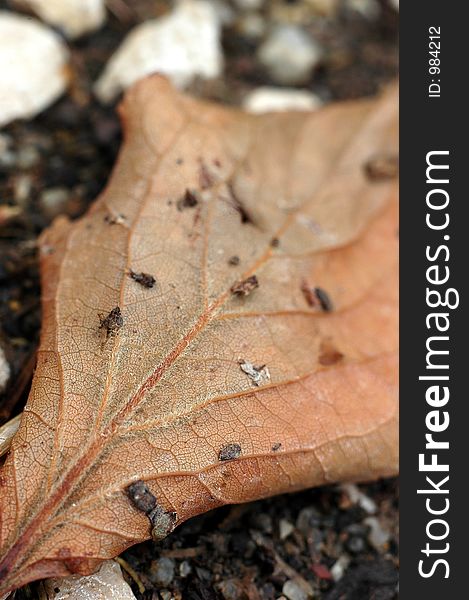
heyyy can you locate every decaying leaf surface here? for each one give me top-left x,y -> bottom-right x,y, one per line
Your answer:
0,76 -> 398,593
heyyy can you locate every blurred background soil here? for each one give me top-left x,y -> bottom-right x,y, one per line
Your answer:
0,1 -> 398,598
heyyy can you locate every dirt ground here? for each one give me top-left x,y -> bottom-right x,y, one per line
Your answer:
0,1 -> 398,598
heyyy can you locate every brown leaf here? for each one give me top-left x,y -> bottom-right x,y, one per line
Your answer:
0,76 -> 398,593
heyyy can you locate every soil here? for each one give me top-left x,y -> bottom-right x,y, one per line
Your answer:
0,1 -> 399,598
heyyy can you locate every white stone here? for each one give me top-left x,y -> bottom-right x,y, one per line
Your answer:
257,25 -> 322,86
0,345 -> 10,394
44,560 -> 137,600
244,87 -> 322,113
364,516 -> 391,550
330,555 -> 350,581
234,0 -> 264,10
95,0 -> 223,104
279,519 -> 295,540
346,0 -> 380,19
12,0 -> 106,39
0,12 -> 69,128
340,483 -> 377,514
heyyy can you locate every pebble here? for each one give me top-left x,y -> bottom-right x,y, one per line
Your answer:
279,518 -> 295,540
39,187 -> 70,219
179,560 -> 192,578
364,516 -> 391,550
330,555 -> 350,582
0,134 -> 15,167
0,12 -> 69,128
257,25 -> 322,85
12,0 -> 106,39
282,580 -> 310,600
94,0 -> 223,103
340,483 -> 377,514
234,0 -> 264,10
148,556 -> 175,587
0,345 -> 11,394
44,560 -> 136,599
346,0 -> 380,19
243,87 -> 322,113
237,13 -> 266,39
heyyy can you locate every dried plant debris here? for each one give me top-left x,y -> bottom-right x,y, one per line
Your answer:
104,213 -> 126,225
239,359 -> 271,387
227,183 -> 255,225
301,280 -> 318,308
218,443 -> 242,461
315,287 -> 334,312
99,306 -> 123,338
319,340 -> 344,366
301,281 -> 333,312
128,270 -> 156,289
150,506 -> 177,542
364,153 -> 399,181
126,481 -> 176,542
126,480 -> 157,514
230,275 -> 259,296
177,189 -> 199,211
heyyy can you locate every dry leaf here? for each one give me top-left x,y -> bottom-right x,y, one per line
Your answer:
0,76 -> 398,594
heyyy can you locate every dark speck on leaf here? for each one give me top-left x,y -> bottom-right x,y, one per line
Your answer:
270,237 -> 280,248
231,275 -> 259,296
272,442 -> 282,452
228,255 -> 240,266
315,287 -> 334,312
129,270 -> 156,289
219,443 -> 242,461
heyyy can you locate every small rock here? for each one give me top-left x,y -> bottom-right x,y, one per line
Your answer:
296,506 -> 320,533
234,0 -> 264,10
40,187 -> 70,219
282,580 -> 309,600
0,12 -> 69,128
0,346 -> 10,393
237,13 -> 266,39
257,25 -> 322,85
340,483 -> 377,514
44,560 -> 137,599
16,145 -> 40,169
12,0 -> 106,39
330,555 -> 350,582
346,0 -> 380,19
279,519 -> 295,540
364,516 -> 391,550
0,134 -> 15,167
243,87 -> 322,113
179,560 -> 192,578
149,557 -> 175,587
95,0 -> 223,103
307,0 -> 340,16
252,512 -> 273,533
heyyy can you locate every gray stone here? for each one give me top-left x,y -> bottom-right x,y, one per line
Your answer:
257,25 -> 322,85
